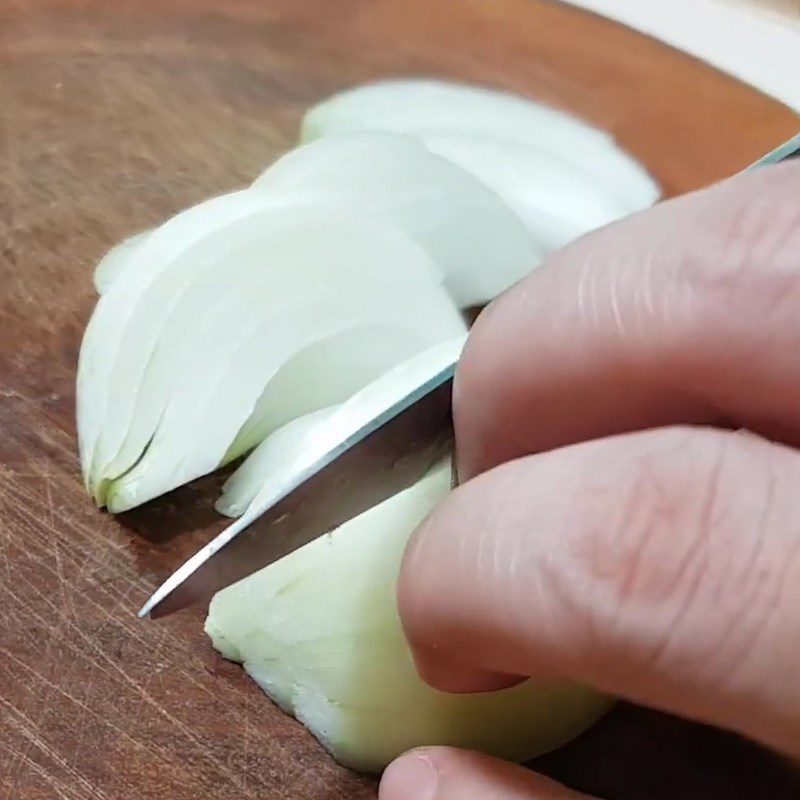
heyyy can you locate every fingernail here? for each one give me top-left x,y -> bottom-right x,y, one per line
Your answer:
380,752 -> 439,800
412,643 -> 523,693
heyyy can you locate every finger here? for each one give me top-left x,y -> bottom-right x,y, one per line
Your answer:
380,747 -> 595,800
454,162 -> 800,480
399,426 -> 800,757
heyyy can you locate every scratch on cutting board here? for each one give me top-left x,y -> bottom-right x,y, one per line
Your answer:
2,568 -> 255,797
0,479 -> 146,576
0,477 -> 226,673
1,580 -> 226,796
0,696 -> 110,800
0,739 -> 83,800
0,484 -> 225,676
0,508 -> 220,706
2,647 -> 203,790
0,387 -> 33,401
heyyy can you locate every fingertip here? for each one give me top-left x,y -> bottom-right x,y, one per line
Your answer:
382,747 -> 593,800
398,498 -> 523,693
380,750 -> 439,800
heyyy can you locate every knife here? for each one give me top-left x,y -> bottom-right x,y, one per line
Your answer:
138,337 -> 461,618
139,132 -> 800,620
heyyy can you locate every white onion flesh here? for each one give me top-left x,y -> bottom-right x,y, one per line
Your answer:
216,406 -> 336,518
76,81 -> 660,520
80,198 -> 465,512
225,324 -> 435,463
93,230 -> 151,294
301,79 -> 611,153
300,79 -> 660,212
251,132 -> 541,307
418,131 -> 630,249
79,189 -> 290,490
217,335 -> 466,519
206,462 -> 611,773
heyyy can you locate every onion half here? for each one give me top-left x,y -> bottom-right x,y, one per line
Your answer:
206,461 -> 611,773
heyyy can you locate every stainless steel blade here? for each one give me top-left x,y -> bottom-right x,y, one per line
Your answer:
139,357 -> 456,618
749,132 -> 800,167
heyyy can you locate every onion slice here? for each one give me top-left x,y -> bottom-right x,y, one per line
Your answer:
225,324 -> 437,462
93,230 -> 152,294
95,133 -> 542,309
216,406 -> 336,518
78,189 -> 290,491
217,335 -> 466,518
418,131 -> 630,249
79,81 -> 660,514
300,79 -> 660,212
251,132 -> 540,307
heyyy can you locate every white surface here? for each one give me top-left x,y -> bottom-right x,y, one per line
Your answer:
568,0 -> 800,111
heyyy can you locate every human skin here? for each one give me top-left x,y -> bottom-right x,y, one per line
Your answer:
382,162 -> 800,799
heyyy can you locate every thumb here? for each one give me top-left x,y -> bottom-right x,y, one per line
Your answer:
380,747 -> 595,800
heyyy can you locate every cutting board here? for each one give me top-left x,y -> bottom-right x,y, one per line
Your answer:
1,1 -> 799,798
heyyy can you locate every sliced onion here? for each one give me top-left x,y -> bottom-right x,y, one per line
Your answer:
93,230 -> 152,294
81,202 -> 465,512
226,323 -> 440,462
79,81 -> 660,514
418,131 -> 630,249
206,339 -> 609,771
78,189 -> 289,491
252,132 -> 540,307
300,79 -> 660,212
217,335 -> 466,519
301,79 -> 611,151
94,134 -> 542,310
216,406 -> 336,518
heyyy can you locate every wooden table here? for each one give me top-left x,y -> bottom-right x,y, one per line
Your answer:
1,1 -> 799,797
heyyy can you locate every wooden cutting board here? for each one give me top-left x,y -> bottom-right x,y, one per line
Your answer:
1,1 -> 799,798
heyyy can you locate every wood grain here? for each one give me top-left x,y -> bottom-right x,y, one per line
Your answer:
1,1 -> 799,798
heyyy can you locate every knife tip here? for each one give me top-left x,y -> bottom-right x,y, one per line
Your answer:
137,598 -> 155,619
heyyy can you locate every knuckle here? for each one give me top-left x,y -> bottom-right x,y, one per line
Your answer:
677,164 -> 800,349
556,429 -> 786,678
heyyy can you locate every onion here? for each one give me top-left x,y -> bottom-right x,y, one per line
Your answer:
217,335 -> 466,519
93,230 -> 151,294
98,133 -> 541,308
76,77 -> 652,770
301,79 -> 612,152
80,81 -> 660,512
418,131 -> 630,249
300,79 -> 660,212
79,189 -> 287,491
205,461 -> 611,773
216,406 -> 336,519
251,132 -> 540,307
79,200 -> 465,512
225,325 -> 439,462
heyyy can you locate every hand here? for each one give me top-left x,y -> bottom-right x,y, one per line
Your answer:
381,162 -> 800,799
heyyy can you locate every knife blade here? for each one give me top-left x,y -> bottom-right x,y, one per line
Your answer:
139,339 -> 461,618
749,132 -> 800,167
139,131 -> 800,620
